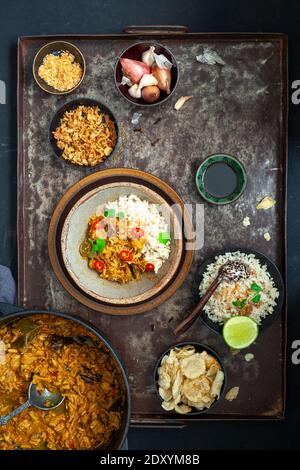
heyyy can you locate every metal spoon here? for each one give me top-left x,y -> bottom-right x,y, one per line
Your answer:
173,261 -> 249,336
0,382 -> 64,426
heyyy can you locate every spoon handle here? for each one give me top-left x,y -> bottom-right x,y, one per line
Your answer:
0,400 -> 31,426
173,275 -> 222,336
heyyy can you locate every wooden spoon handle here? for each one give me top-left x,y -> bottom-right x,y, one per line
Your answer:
173,275 -> 222,336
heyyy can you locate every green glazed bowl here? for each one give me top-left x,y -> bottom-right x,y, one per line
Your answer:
195,153 -> 247,205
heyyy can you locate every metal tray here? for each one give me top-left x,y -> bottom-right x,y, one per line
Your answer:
17,27 -> 288,424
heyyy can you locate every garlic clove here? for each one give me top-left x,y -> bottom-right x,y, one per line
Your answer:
128,75 -> 158,100
138,73 -> 158,92
128,84 -> 142,99
174,96 -> 192,110
141,46 -> 156,67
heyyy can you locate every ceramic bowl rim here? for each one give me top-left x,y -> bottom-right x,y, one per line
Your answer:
191,247 -> 285,335
60,181 -> 184,305
195,153 -> 247,205
32,40 -> 86,95
48,97 -> 119,170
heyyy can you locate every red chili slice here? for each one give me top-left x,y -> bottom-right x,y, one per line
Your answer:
119,250 -> 133,262
92,260 -> 105,272
145,263 -> 155,272
91,217 -> 103,232
131,227 -> 145,239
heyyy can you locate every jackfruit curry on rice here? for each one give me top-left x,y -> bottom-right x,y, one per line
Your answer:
0,315 -> 125,450
80,212 -> 149,284
79,194 -> 171,284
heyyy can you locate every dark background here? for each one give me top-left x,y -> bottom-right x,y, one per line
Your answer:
0,0 -> 299,450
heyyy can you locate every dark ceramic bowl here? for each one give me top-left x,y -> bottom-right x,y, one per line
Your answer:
115,42 -> 178,107
192,248 -> 285,335
154,341 -> 227,416
33,41 -> 85,95
49,97 -> 119,169
195,154 -> 247,205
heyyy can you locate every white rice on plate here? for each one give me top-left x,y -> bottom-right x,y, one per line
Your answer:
105,194 -> 171,272
199,251 -> 279,324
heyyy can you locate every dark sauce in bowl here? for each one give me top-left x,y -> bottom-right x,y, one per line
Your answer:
203,162 -> 238,198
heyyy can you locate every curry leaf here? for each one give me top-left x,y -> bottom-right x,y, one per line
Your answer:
251,282 -> 262,292
15,318 -> 37,333
232,299 -> 247,309
12,319 -> 39,349
251,294 -> 261,304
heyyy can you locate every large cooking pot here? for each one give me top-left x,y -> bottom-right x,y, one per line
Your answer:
0,302 -> 131,450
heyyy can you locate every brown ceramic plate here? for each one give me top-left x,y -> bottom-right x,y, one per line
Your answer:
48,168 -> 194,315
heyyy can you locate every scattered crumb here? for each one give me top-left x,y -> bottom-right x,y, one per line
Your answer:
196,48 -> 225,65
245,353 -> 254,362
230,347 -> 240,356
243,216 -> 250,227
264,232 -> 271,241
131,112 -> 142,125
256,196 -> 276,210
225,386 -> 240,402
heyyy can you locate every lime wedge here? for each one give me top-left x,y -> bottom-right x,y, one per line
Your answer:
222,316 -> 258,349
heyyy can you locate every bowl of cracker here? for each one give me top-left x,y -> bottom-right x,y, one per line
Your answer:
154,342 -> 226,415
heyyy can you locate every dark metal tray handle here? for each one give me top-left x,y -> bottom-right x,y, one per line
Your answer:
123,25 -> 188,35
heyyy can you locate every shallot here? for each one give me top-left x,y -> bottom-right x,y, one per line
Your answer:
120,58 -> 150,84
151,64 -> 171,94
141,85 -> 161,103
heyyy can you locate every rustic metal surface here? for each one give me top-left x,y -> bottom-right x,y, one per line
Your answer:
17,33 -> 287,423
